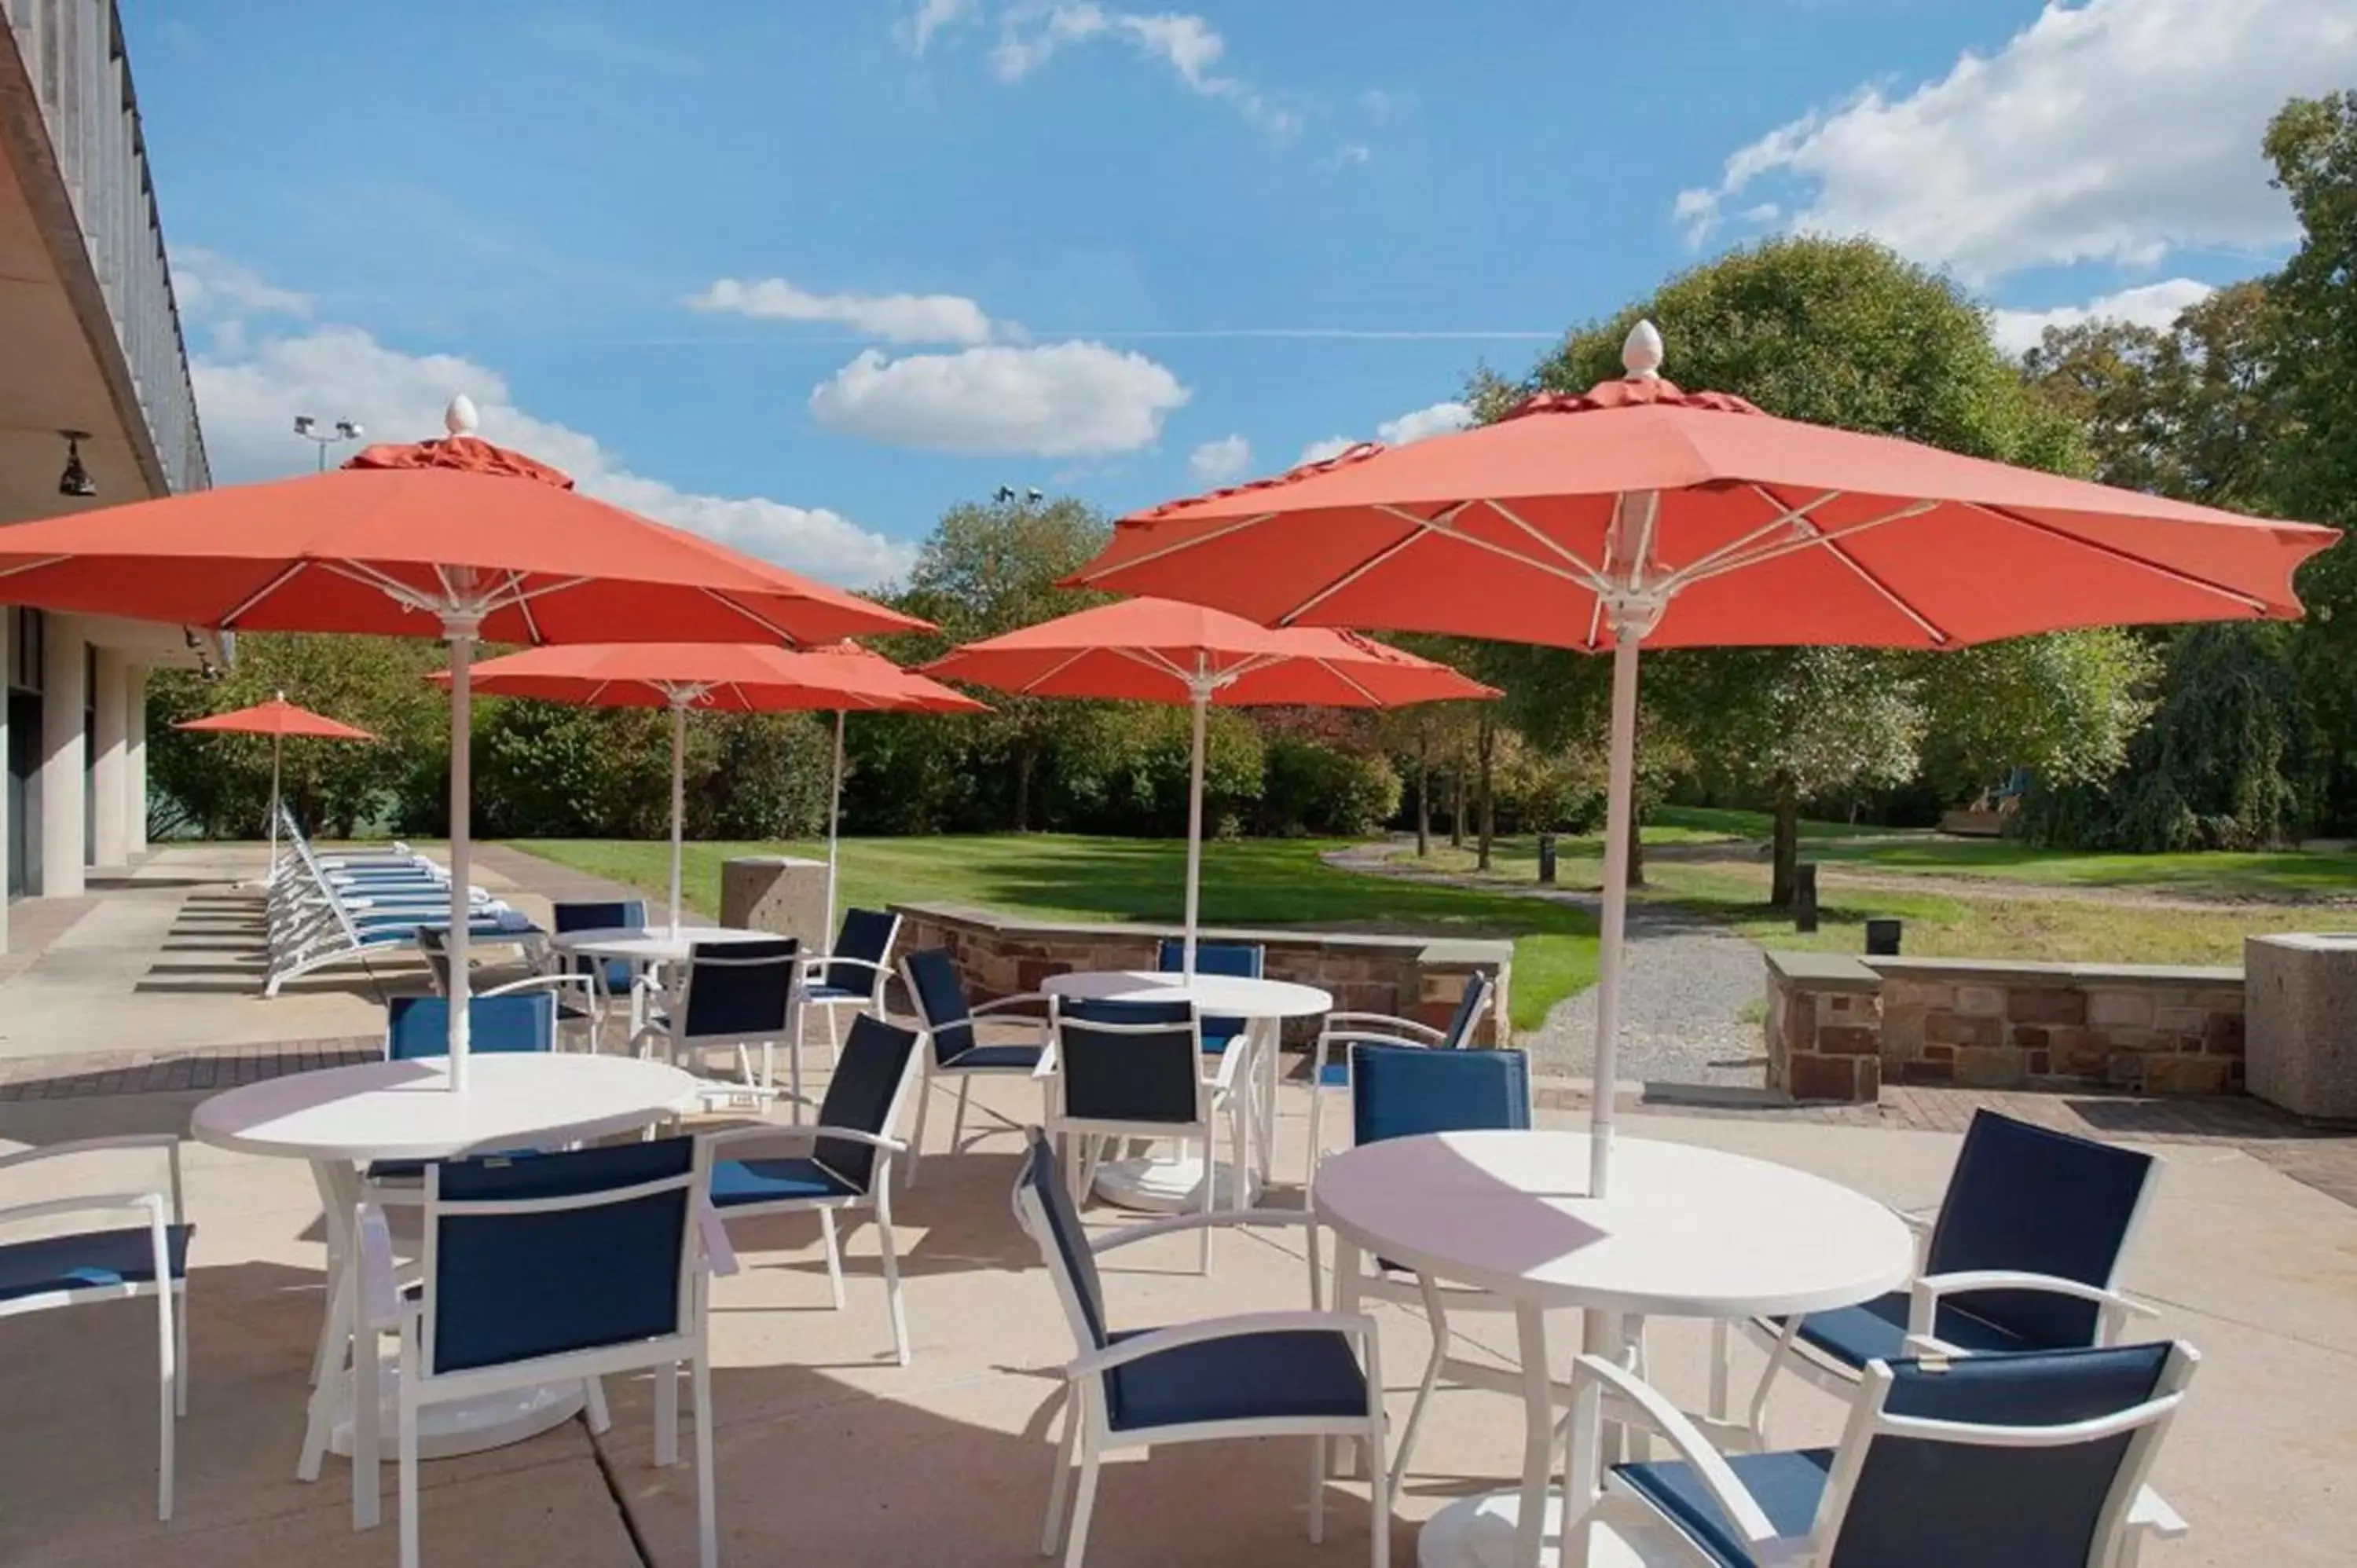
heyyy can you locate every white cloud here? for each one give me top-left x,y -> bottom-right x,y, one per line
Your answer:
1673,0 -> 2357,281
1297,400 -> 1474,466
186,276 -> 917,588
897,0 -> 976,52
687,277 -> 995,344
1188,434 -> 1252,485
1988,277 -> 2218,357
173,247 -> 312,318
1326,142 -> 1373,170
808,340 -> 1188,456
1376,400 -> 1473,445
981,3 -> 1299,134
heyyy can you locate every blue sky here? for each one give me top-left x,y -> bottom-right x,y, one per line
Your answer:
118,0 -> 2357,586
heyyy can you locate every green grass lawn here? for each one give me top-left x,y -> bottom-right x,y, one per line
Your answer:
517,835 -> 1598,1031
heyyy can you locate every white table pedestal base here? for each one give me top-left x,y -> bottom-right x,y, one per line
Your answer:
327,1364 -> 585,1460
1420,1492 -> 1696,1567
1092,1152 -> 1256,1212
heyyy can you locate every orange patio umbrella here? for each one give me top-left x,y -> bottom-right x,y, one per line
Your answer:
174,693 -> 376,869
442,642 -> 983,933
922,596 -> 1497,970
0,397 -> 926,1087
1072,322 -> 2341,1192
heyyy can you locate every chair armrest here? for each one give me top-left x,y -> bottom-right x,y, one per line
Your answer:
1908,1270 -> 2158,1339
0,1190 -> 167,1229
971,991 -> 1054,1019
801,956 -> 892,986
1093,1207 -> 1314,1255
0,1132 -> 180,1176
1066,1309 -> 1378,1377
1321,1012 -> 1446,1046
484,971 -> 597,1004
695,1198 -> 739,1277
1567,1354 -> 1786,1552
359,1206 -> 407,1331
701,1123 -> 905,1156
1206,1039 -> 1248,1094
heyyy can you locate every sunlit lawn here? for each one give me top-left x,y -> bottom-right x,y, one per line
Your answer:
517,834 -> 1598,1031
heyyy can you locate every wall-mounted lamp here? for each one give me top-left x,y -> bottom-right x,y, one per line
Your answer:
57,430 -> 95,497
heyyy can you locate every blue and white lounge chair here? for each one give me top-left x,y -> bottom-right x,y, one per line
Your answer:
1012,1127 -> 1391,1568
1561,1341 -> 2198,1568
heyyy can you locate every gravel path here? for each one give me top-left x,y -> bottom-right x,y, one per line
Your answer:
1324,837 -> 1769,1088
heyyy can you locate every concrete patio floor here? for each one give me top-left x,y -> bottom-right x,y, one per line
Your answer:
2,852 -> 2351,1566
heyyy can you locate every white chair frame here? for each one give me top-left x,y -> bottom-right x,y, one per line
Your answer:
1559,1343 -> 2198,1568
357,1149 -> 739,1568
1011,1184 -> 1392,1568
899,955 -> 1053,1184
1303,972 -> 1492,1193
1737,1156 -> 2161,1445
0,1134 -> 189,1521
1038,998 -> 1244,1274
700,1032 -> 922,1365
417,927 -> 603,1052
632,945 -> 806,1112
797,910 -> 904,1069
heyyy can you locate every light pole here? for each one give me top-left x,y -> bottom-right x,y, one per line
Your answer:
293,415 -> 364,471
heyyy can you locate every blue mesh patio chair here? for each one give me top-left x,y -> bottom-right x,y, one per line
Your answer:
1045,995 -> 1244,1273
635,938 -> 803,1112
1154,936 -> 1263,1057
357,1137 -> 735,1568
1305,970 -> 1493,1191
551,897 -> 647,1006
1560,1340 -> 2199,1568
705,1013 -> 923,1365
798,907 -> 904,1068
1328,1042 -> 1530,1487
899,947 -> 1052,1182
416,925 -> 599,1050
1011,1128 -> 1391,1568
1741,1109 -> 2160,1445
0,1135 -> 189,1520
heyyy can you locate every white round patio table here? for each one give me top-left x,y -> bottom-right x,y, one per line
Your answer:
190,1053 -> 701,1532
1314,1129 -> 1913,1568
548,923 -> 789,1037
1041,969 -> 1332,1212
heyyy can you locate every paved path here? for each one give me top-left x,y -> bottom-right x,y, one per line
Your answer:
1324,837 -> 1769,1086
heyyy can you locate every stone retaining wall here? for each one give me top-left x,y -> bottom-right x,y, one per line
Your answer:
1767,951 -> 2245,1103
888,902 -> 1511,1046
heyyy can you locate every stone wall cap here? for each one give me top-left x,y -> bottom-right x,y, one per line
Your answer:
724,855 -> 827,870
1867,955 -> 2243,986
889,900 -> 1511,961
1763,951 -> 1880,991
2245,931 -> 2357,954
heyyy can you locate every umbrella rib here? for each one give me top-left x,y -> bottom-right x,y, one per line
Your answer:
1963,503 -> 2276,614
1016,646 -> 1099,696
220,560 -> 313,627
321,559 -> 445,618
1478,499 -> 1610,584
511,576 -> 548,646
1816,535 -> 1952,646
1071,511 -> 1281,583
1117,646 -> 1206,692
1657,489 -> 1845,589
701,588 -> 804,647
1668,498 -> 1937,590
0,555 -> 70,581
1316,658 -> 1384,705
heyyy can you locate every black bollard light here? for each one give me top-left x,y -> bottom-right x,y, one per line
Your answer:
1793,862 -> 1820,932
1865,917 -> 1903,956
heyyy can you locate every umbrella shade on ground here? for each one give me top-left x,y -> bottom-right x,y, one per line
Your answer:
174,694 -> 376,868
1071,322 -> 2341,1195
921,595 -> 1497,970
444,641 -> 983,932
0,397 -> 926,1090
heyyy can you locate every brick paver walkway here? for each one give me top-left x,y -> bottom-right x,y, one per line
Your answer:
0,1036 -> 379,1101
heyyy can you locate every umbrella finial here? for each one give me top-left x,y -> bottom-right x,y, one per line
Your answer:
444,395 -> 480,438
1622,320 -> 1664,380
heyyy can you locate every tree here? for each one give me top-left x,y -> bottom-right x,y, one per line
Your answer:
1515,236 -> 2132,900
897,495 -> 1113,830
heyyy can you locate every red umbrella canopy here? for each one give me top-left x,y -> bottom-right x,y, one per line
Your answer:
919,595 -> 1497,706
440,641 -> 988,715
1069,327 -> 2338,650
0,401 -> 928,647
173,695 -> 376,742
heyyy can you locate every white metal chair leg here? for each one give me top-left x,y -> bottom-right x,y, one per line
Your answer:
877,1189 -> 911,1366
397,1341 -> 421,1568
1061,1442 -> 1102,1568
155,1276 -> 176,1521
693,1355 -> 718,1568
907,1068 -> 935,1186
1708,1317 -> 1732,1423
1309,1434 -> 1327,1544
1365,1332 -> 1393,1568
825,1005 -> 841,1068
1391,1273 -> 1451,1491
654,1361 -> 681,1467
1197,1129 -> 1215,1275
1041,1389 -> 1078,1558
174,1281 -> 191,1418
951,1077 -> 973,1156
819,1207 -> 846,1310
584,1376 -> 613,1434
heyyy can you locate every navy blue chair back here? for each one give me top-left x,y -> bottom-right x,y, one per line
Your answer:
1832,1343 -> 2177,1566
1351,1042 -> 1530,1147
1926,1112 -> 2154,1348
387,993 -> 555,1061
903,948 -> 978,1065
1017,1128 -> 1109,1350
679,939 -> 798,1040
1439,971 -> 1494,1048
427,1138 -> 695,1376
812,1014 -> 919,1192
552,899 -> 646,992
1056,998 -> 1200,1125
1157,939 -> 1262,1053
825,908 -> 900,995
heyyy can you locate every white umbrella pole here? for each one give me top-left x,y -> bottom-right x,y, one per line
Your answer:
668,698 -> 687,936
266,732 -> 281,881
1589,628 -> 1642,1196
445,624 -> 476,1093
1183,678 -> 1209,976
825,708 -> 846,940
